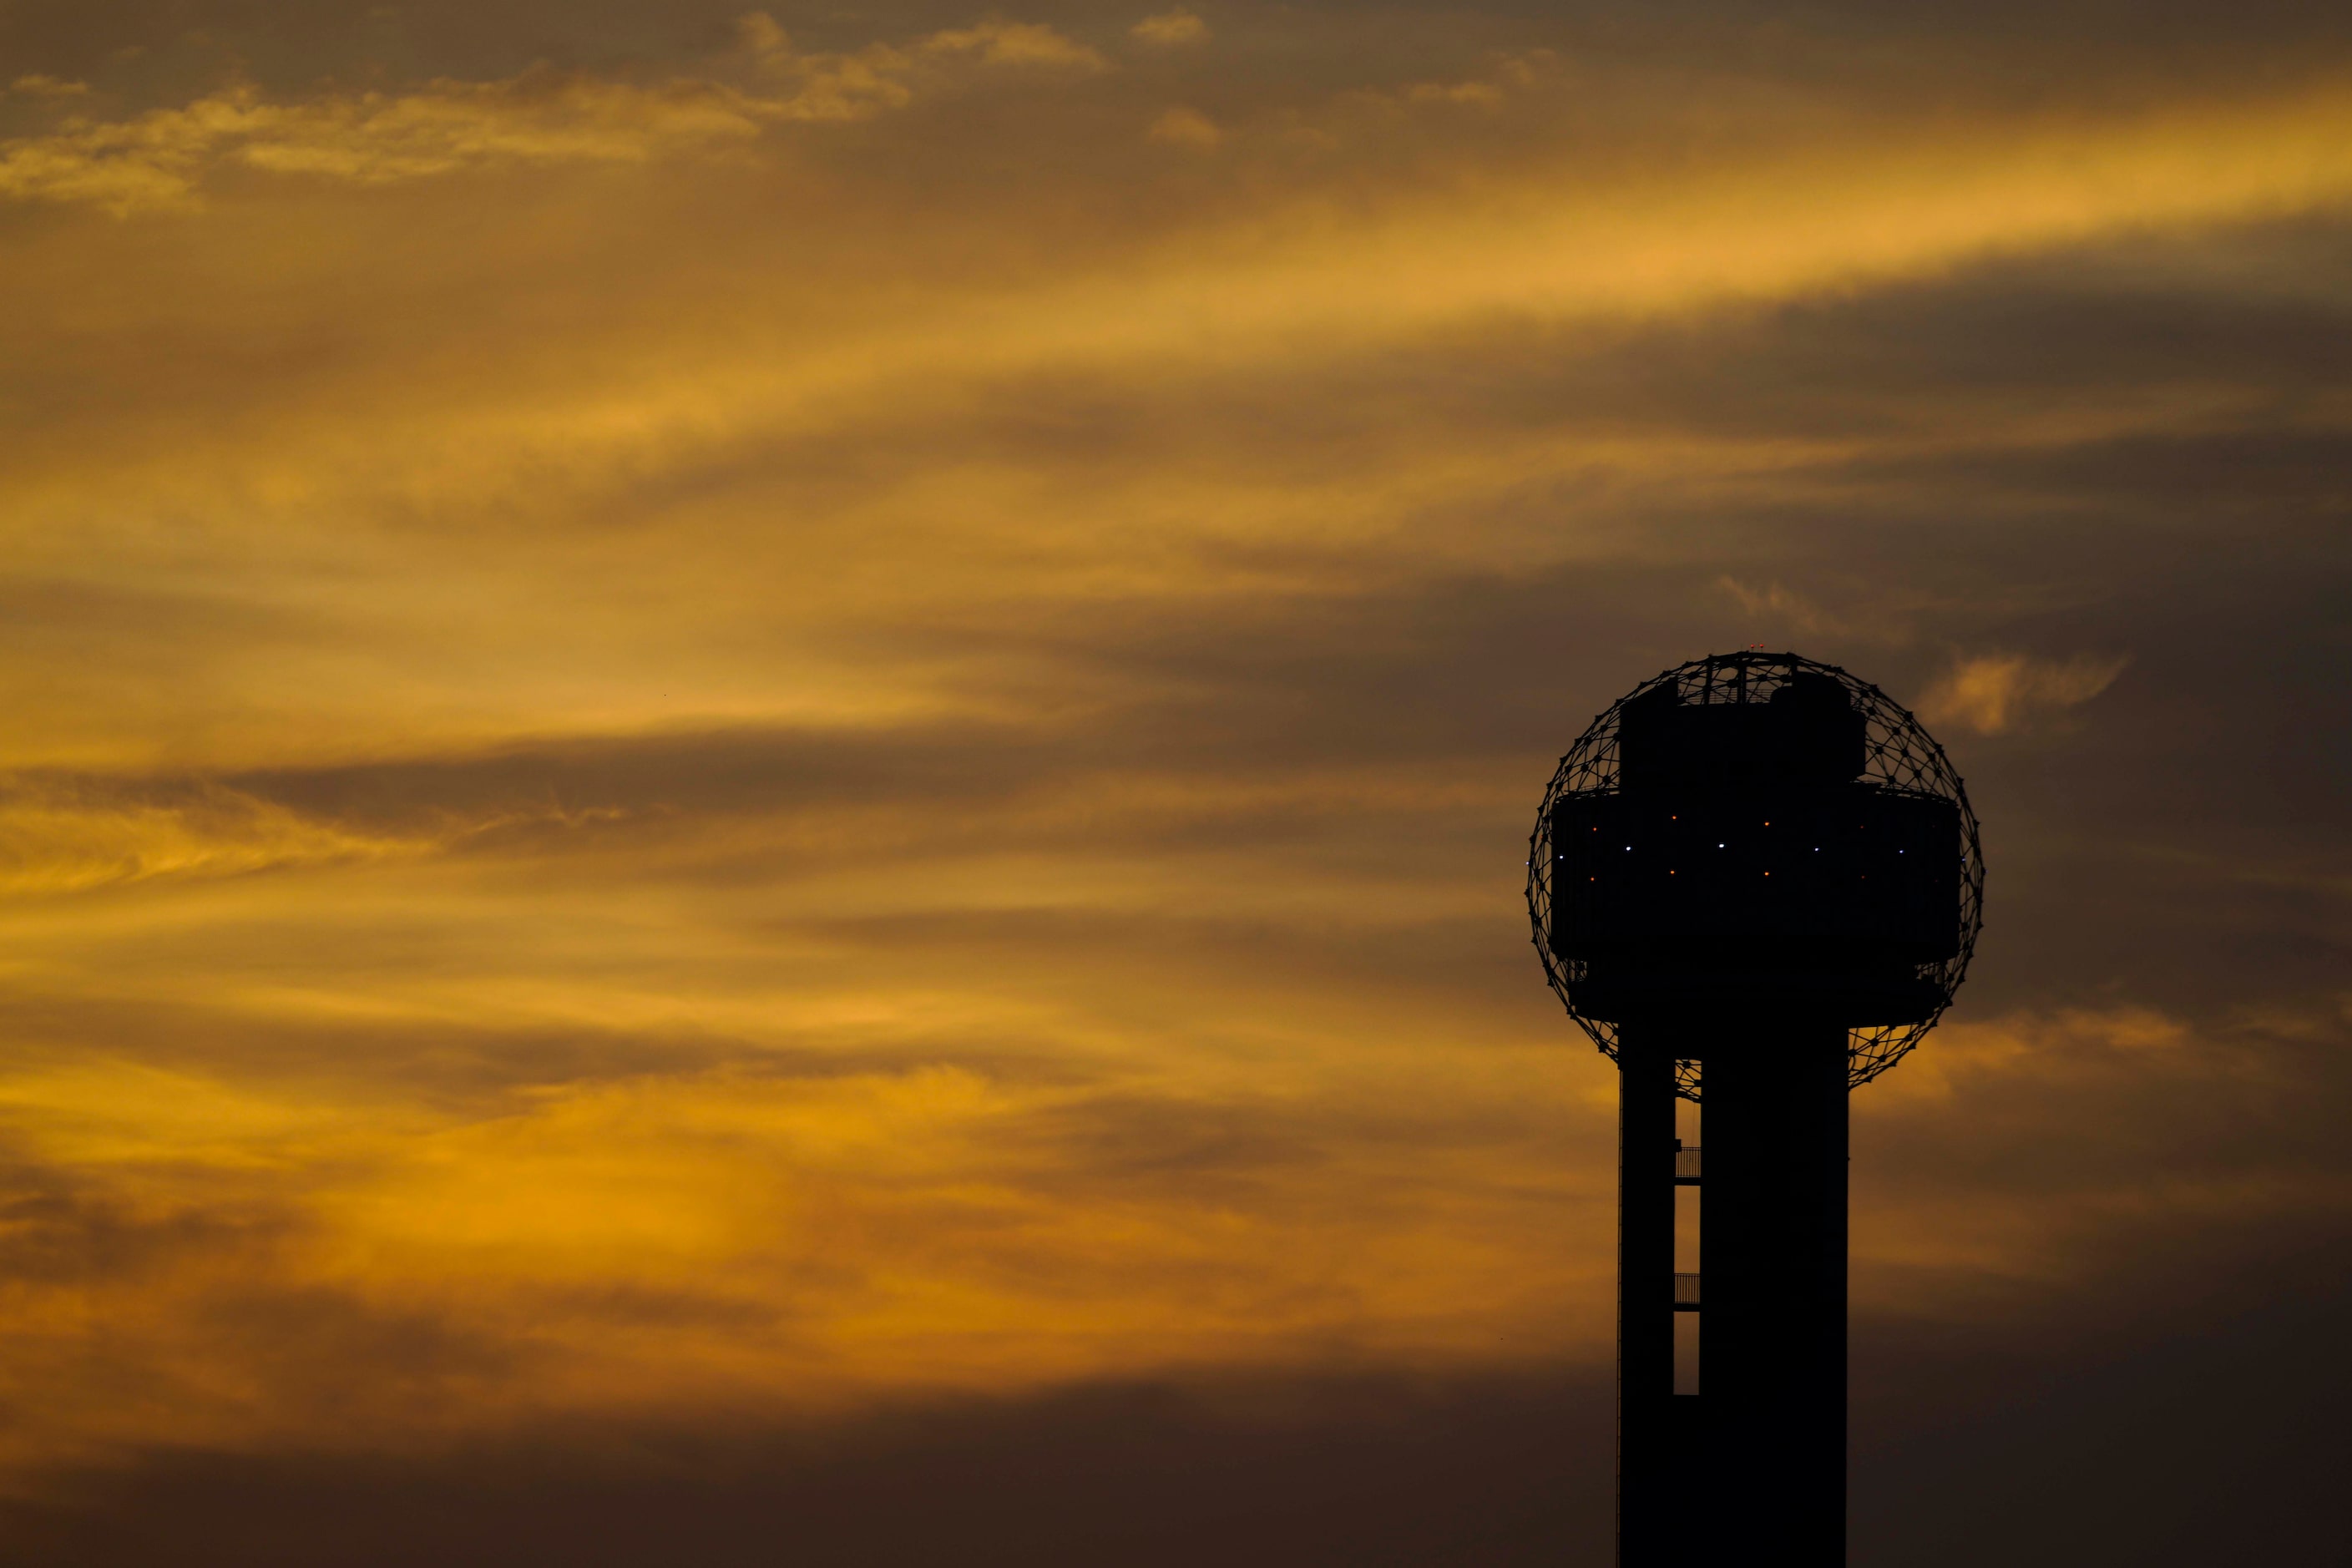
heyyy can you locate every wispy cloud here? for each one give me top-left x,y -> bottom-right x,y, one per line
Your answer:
0,776 -> 411,896
923,19 -> 1108,70
1918,651 -> 2130,734
0,1 -> 2344,1538
8,74 -> 89,98
1718,576 -> 1841,635
0,76 -> 766,215
0,14 -> 1105,214
1147,106 -> 1222,149
1131,9 -> 1210,48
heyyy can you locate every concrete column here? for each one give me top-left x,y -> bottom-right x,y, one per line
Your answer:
1700,1021 -> 1849,1565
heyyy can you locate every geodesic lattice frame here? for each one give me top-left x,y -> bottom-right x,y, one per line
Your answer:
1524,651 -> 1984,1100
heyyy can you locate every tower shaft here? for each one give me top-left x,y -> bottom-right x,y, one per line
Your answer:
1702,1023 -> 1847,1562
1616,1020 -> 1848,1567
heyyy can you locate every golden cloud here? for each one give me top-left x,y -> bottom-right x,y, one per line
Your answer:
8,74 -> 89,98
0,777 -> 411,897
0,14 -> 1105,214
0,1010 -> 1611,1472
0,2 -> 2344,1516
1131,9 -> 1210,48
0,77 -> 764,215
1919,652 -> 2131,734
921,19 -> 1109,70
1148,105 -> 1222,149
3,72 -> 2340,780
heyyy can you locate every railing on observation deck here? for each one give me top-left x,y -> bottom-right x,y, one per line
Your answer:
1674,1146 -> 1702,1184
1674,1272 -> 1701,1311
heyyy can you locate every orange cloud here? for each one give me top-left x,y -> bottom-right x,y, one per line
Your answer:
0,3 -> 2343,1525
1919,652 -> 2130,734
1131,9 -> 1209,48
1148,106 -> 1222,149
0,15 -> 1105,214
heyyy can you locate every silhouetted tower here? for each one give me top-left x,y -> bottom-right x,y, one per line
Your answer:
1526,653 -> 1983,1566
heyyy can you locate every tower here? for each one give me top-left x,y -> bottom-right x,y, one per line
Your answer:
1525,652 -> 1984,1566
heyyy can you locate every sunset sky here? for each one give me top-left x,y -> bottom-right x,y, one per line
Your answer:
0,2 -> 2347,1561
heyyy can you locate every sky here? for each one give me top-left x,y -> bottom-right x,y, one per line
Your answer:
0,2 -> 2347,1561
